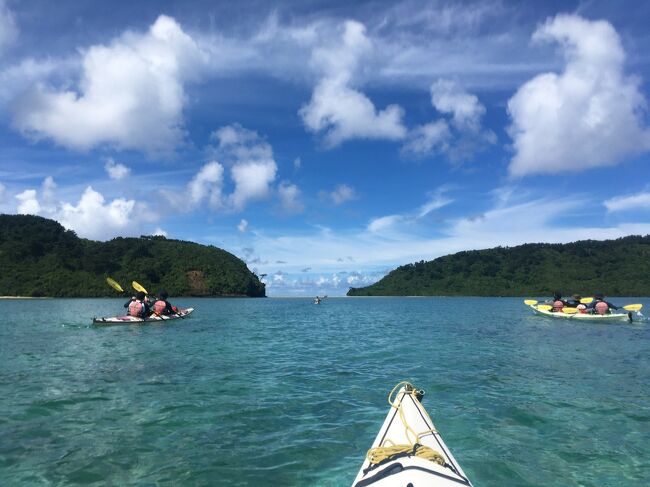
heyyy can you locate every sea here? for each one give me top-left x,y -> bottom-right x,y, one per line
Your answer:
1,297 -> 649,486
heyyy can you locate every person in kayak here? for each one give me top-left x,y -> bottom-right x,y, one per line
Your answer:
587,293 -> 620,315
151,290 -> 176,316
546,292 -> 568,312
124,291 -> 150,318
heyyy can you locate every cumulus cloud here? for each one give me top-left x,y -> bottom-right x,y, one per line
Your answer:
11,15 -> 207,155
604,191 -> 650,212
238,219 -> 249,232
15,189 -> 40,214
12,177 -> 143,240
403,79 -> 494,158
0,0 -> 18,54
211,124 -> 278,210
105,157 -> 131,180
507,14 -> 650,177
187,161 -> 224,209
152,227 -> 168,237
278,181 -> 304,213
299,20 -> 407,146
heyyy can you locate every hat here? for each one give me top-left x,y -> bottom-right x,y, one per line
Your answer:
136,291 -> 146,301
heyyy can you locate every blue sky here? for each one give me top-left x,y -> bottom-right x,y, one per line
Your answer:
1,0 -> 650,296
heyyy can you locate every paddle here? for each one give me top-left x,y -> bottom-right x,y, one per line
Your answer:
562,307 -> 578,314
537,305 -> 552,311
524,299 -> 538,305
106,277 -> 124,293
580,297 -> 593,304
132,281 -> 148,295
623,304 -> 643,311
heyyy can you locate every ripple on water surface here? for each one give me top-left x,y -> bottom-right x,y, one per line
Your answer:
1,297 -> 650,486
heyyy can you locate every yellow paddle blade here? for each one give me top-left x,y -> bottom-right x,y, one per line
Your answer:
562,307 -> 578,314
132,281 -> 148,294
580,297 -> 593,304
537,305 -> 552,311
623,304 -> 643,311
524,299 -> 538,305
106,277 -> 124,293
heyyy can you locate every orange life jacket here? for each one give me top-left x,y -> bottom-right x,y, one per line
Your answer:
595,301 -> 609,315
153,300 -> 167,314
552,300 -> 564,312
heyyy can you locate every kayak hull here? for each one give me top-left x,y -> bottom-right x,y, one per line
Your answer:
352,385 -> 472,487
529,305 -> 631,322
92,308 -> 194,325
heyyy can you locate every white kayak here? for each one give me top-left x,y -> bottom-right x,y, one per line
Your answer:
92,308 -> 194,325
352,382 -> 472,487
529,305 -> 632,322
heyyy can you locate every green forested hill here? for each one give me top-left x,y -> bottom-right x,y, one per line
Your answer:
0,214 -> 265,297
347,236 -> 650,297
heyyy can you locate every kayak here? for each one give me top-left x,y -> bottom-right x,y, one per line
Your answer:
352,382 -> 472,487
92,308 -> 194,325
529,304 -> 632,322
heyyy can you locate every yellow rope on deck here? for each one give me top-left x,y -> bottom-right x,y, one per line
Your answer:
366,381 -> 445,467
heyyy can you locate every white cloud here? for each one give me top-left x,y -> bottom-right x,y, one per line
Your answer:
15,189 -> 40,214
430,79 -> 485,131
403,120 -> 450,155
293,157 -> 302,169
604,191 -> 650,212
12,178 -> 143,240
238,219 -> 249,232
507,14 -> 650,176
0,0 -> 17,55
153,227 -> 168,237
57,187 -> 137,240
299,20 -> 407,146
11,15 -> 207,155
105,158 -> 131,180
403,79 -> 494,158
230,160 -> 277,210
325,183 -> 357,205
187,161 -> 224,209
211,125 -> 278,210
417,192 -> 453,218
278,181 -> 304,213
0,181 -> 5,200
367,214 -> 404,233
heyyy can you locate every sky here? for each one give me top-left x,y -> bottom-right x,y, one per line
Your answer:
1,0 -> 650,296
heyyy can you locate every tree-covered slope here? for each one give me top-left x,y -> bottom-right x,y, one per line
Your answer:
347,236 -> 650,296
0,214 -> 265,297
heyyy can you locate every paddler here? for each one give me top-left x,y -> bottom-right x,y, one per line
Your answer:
587,293 -> 620,315
548,292 -> 567,312
124,291 -> 150,318
151,290 -> 176,316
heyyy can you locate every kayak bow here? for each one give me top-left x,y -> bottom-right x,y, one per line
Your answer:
352,382 -> 472,487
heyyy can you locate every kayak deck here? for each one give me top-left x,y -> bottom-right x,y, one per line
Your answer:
529,305 -> 631,322
92,308 -> 194,325
352,382 -> 472,487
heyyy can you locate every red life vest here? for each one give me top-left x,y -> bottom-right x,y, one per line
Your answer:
552,300 -> 564,312
595,301 -> 609,315
128,300 -> 144,317
153,300 -> 167,314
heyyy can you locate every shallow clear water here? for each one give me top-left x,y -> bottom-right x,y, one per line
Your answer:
1,297 -> 649,486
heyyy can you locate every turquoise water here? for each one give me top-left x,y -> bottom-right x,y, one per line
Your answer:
1,297 -> 649,486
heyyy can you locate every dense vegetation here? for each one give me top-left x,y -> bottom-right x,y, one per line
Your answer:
0,214 -> 265,297
348,236 -> 650,297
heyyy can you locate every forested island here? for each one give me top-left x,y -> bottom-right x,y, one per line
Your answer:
347,236 -> 650,297
0,214 -> 265,297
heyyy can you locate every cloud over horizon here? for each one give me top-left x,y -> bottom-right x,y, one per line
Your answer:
507,14 -> 650,176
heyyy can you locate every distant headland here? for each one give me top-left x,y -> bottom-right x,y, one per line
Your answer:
0,214 -> 265,298
348,236 -> 650,297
